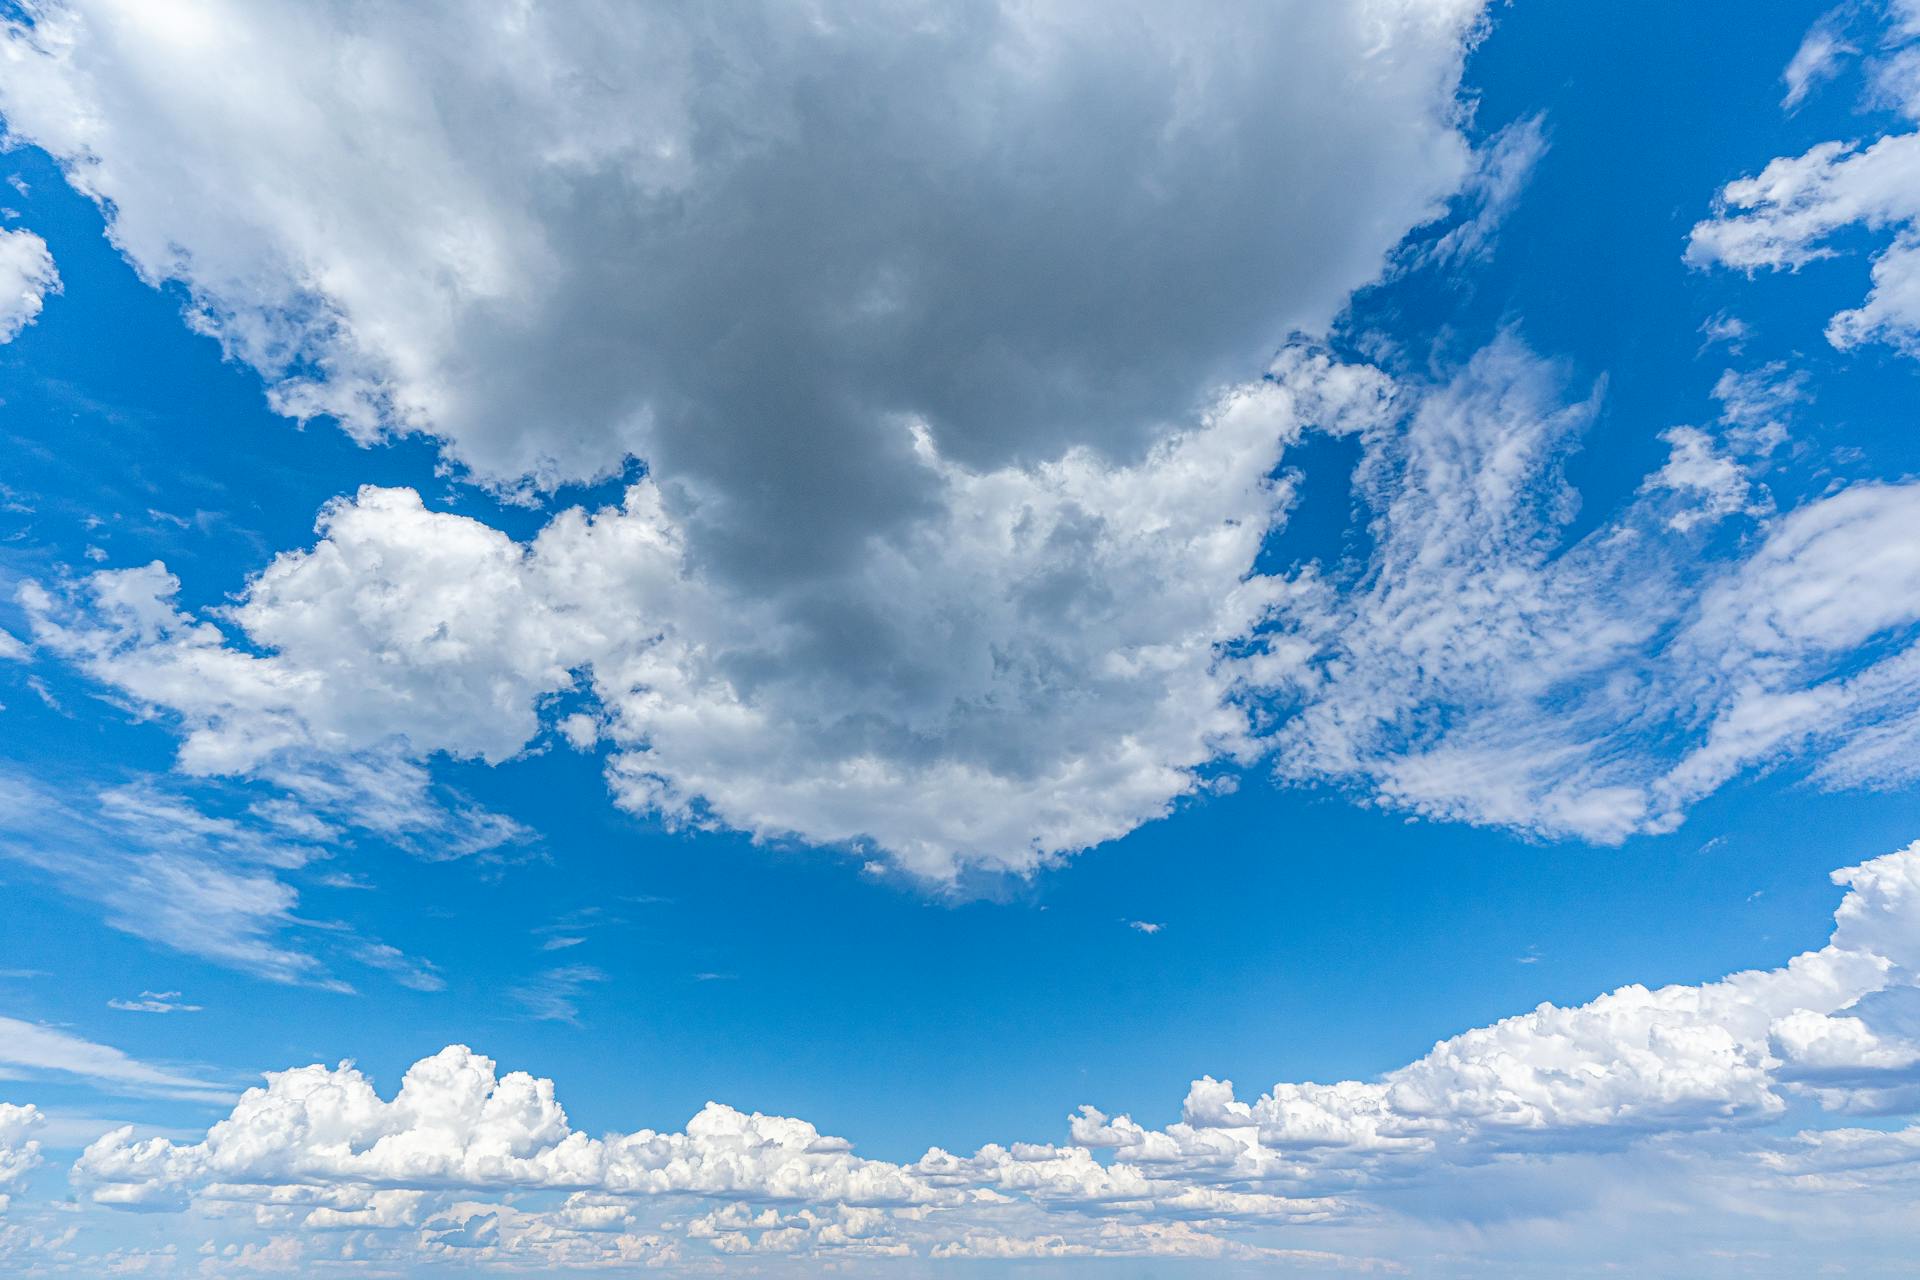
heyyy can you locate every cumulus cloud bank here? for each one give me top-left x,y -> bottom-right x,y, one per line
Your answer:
6,838 -> 1909,1272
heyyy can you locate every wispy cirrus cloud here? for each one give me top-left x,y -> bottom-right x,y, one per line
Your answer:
0,1015 -> 227,1104
0,769 -> 444,993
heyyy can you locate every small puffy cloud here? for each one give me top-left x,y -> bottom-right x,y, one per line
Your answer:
1692,7 -> 1920,356
1689,132 -> 1920,355
46,840 -> 1920,1268
1711,360 -> 1808,454
1127,921 -> 1164,935
1640,426 -> 1767,531
0,228 -> 57,342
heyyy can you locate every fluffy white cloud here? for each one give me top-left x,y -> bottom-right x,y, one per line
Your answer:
25,353 -> 1395,877
0,0 -> 1515,876
0,1103 -> 42,1212
37,838 -> 1920,1270
17,1 -> 1906,865
1691,7 -> 1920,355
1641,425 -> 1767,531
0,227 -> 57,342
27,333 -> 1920,867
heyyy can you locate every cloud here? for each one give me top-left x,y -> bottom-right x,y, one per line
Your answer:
0,1103 -> 41,1213
350,944 -> 446,995
1640,425 -> 1768,531
1264,337 -> 1920,842
1407,113 -> 1549,267
509,965 -> 607,1026
14,1 -> 1904,865
0,770 -> 326,986
0,1016 -> 227,1104
1691,7 -> 1920,356
30,838 -> 1920,1268
26,333 -> 1920,868
0,227 -> 57,342
0,0 -> 1483,505
1127,920 -> 1164,935
0,769 -> 447,991
1711,360 -> 1809,454
105,992 -> 201,1015
1781,18 -> 1855,110
0,0 -> 1510,879
24,351 -> 1398,878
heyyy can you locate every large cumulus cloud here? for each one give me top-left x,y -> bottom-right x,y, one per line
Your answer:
0,0 -> 1482,511
25,335 -> 1920,873
23,354 -> 1391,876
0,0 -> 1505,872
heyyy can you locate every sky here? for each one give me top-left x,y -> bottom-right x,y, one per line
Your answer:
1,0 -> 1920,1275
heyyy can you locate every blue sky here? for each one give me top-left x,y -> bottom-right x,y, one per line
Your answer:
3,1 -> 1920,1275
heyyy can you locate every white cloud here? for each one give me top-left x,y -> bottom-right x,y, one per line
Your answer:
509,964 -> 606,1025
1711,360 -> 1808,454
35,838 -> 1920,1269
1408,113 -> 1549,267
1699,311 -> 1751,352
0,0 -> 1512,878
1641,425 -> 1767,531
1692,7 -> 1920,356
0,769 -> 449,991
14,1 -> 1905,865
105,991 -> 202,1015
27,334 -> 1920,868
0,1016 -> 227,1103
1264,337 -> 1920,842
0,227 -> 57,342
1657,481 -> 1920,808
1782,20 -> 1855,110
0,1103 -> 41,1213
25,352 -> 1397,878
